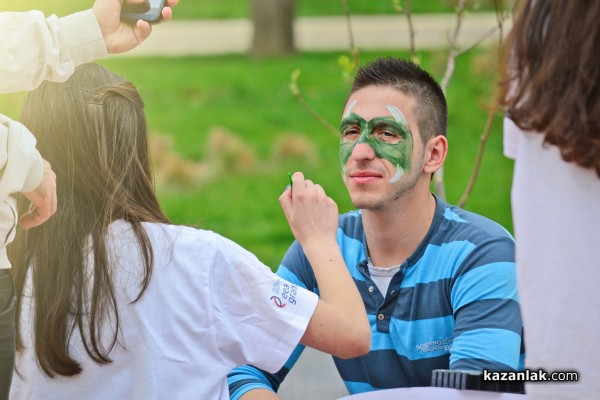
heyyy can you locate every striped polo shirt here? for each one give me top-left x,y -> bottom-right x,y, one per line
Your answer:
228,195 -> 524,397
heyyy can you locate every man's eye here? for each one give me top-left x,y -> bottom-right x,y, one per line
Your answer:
374,130 -> 402,143
342,127 -> 360,138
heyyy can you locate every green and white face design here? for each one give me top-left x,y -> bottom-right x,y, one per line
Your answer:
339,99 -> 414,183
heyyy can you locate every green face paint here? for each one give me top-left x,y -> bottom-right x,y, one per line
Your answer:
339,105 -> 414,183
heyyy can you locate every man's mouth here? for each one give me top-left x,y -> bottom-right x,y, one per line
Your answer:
348,170 -> 383,184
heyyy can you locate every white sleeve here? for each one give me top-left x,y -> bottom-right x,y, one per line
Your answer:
0,115 -> 43,269
0,196 -> 17,269
0,114 -> 44,201
209,234 -> 318,373
0,9 -> 106,94
503,116 -> 521,160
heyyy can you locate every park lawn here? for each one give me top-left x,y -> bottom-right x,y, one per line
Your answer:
0,49 -> 513,270
0,0 -> 498,19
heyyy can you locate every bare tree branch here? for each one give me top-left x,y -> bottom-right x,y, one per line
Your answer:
457,26 -> 499,57
494,0 -> 507,39
457,0 -> 508,207
405,0 -> 417,61
289,70 -> 339,136
393,0 -> 417,61
458,2 -> 510,57
433,167 -> 446,202
457,103 -> 500,208
434,0 -> 466,200
287,0 -> 360,140
440,0 -> 466,92
405,0 -> 416,60
341,0 -> 360,68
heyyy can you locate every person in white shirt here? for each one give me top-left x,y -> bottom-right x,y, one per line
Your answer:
500,1 -> 600,399
0,1 -> 178,397
8,62 -> 370,400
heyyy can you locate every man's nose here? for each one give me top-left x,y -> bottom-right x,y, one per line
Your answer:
350,142 -> 376,161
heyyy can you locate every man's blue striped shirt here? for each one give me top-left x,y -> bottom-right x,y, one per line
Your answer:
228,196 -> 524,397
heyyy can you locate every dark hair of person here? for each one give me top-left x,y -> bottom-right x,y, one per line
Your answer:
9,63 -> 170,377
500,0 -> 600,176
347,57 -> 448,142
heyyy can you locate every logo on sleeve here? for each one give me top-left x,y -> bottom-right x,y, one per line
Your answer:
270,296 -> 286,308
270,279 -> 299,308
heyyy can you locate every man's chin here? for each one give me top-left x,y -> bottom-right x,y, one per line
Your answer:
350,197 -> 384,211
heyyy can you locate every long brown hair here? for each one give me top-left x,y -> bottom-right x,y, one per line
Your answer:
500,0 -> 600,176
10,63 -> 170,377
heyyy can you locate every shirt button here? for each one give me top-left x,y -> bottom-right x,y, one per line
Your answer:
368,286 -> 374,293
377,313 -> 385,321
390,290 -> 396,295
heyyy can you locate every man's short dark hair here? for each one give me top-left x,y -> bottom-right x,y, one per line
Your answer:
348,57 -> 447,142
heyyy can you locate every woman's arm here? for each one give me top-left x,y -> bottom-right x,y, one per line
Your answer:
279,172 -> 370,359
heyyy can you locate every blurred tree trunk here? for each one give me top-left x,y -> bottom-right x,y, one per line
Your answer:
250,0 -> 296,57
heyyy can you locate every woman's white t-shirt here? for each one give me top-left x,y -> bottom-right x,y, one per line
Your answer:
10,221 -> 318,400
504,118 -> 600,399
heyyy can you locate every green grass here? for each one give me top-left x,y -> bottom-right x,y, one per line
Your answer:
0,0 -> 499,19
0,48 -> 513,270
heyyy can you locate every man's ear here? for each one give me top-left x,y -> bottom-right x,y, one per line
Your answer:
423,135 -> 448,174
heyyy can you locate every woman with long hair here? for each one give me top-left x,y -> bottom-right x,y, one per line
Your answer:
8,63 -> 370,399
500,1 -> 600,398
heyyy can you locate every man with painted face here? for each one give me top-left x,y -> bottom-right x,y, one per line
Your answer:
228,57 -> 524,398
